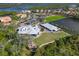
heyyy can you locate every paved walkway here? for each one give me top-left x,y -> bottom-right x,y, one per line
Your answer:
39,40 -> 55,48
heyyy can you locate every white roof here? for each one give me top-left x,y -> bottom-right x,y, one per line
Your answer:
41,23 -> 59,31
18,25 -> 40,35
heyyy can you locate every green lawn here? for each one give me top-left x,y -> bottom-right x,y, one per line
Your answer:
44,15 -> 65,23
33,31 -> 70,46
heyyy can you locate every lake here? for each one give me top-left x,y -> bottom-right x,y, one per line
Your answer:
0,4 -> 50,12
50,18 -> 79,35
0,3 -> 78,12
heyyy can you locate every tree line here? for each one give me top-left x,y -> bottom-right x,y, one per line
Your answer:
34,35 -> 79,56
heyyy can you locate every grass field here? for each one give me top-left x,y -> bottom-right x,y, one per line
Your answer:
44,15 -> 65,23
33,31 -> 70,46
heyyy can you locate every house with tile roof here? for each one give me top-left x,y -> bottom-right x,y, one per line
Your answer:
0,16 -> 12,25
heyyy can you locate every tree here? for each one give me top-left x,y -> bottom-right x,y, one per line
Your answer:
34,35 -> 79,56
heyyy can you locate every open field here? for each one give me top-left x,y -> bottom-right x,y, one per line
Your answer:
44,15 -> 65,23
33,31 -> 70,46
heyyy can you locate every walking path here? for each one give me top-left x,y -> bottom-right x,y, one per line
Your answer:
39,40 -> 55,48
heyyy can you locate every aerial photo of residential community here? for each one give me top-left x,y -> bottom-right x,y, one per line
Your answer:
0,3 -> 79,56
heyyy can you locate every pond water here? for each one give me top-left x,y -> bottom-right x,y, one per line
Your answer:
0,4 -> 50,12
50,18 -> 79,35
0,3 -> 77,12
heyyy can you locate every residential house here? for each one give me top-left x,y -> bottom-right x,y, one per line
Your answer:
22,10 -> 31,13
0,16 -> 12,25
16,13 -> 27,19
